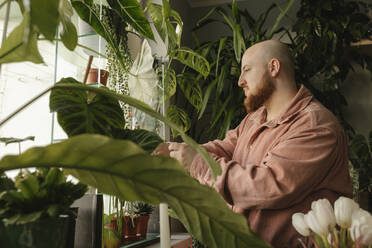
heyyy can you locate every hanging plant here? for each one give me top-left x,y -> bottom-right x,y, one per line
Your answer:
98,5 -> 133,129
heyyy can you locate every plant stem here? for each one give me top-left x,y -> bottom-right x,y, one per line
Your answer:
332,228 -> 339,247
0,86 -> 52,127
321,235 -> 330,248
0,0 -> 11,10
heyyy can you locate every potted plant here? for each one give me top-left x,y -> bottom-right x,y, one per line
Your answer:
0,168 -> 87,248
121,201 -> 154,243
133,201 -> 154,239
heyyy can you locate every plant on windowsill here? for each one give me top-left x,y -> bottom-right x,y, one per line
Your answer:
0,168 -> 87,248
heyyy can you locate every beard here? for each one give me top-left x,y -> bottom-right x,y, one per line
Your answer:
244,74 -> 275,113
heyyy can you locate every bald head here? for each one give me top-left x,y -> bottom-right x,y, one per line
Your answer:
243,40 -> 294,76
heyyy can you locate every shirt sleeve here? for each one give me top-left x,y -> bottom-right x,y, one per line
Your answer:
189,125 -> 344,210
200,115 -> 250,160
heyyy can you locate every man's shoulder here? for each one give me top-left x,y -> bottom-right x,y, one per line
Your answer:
296,99 -> 342,132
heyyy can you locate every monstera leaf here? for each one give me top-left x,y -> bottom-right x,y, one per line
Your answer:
112,128 -> 163,153
0,134 -> 269,248
49,78 -> 124,137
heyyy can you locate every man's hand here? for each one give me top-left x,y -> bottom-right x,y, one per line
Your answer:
153,142 -> 197,170
168,142 -> 197,170
152,142 -> 171,156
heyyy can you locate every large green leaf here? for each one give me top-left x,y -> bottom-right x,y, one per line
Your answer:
30,0 -> 60,41
166,104 -> 191,138
71,0 -> 126,70
177,73 -> 203,110
268,0 -> 296,38
106,0 -> 154,40
0,13 -> 44,64
49,78 -> 124,137
215,37 -> 228,76
232,24 -> 245,62
112,128 -> 163,153
198,78 -> 218,120
170,47 -> 210,79
51,82 -> 222,179
0,135 -> 269,248
162,68 -> 177,100
59,0 -> 78,50
146,0 -> 183,50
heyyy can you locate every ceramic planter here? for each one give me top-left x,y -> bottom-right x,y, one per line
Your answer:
0,215 -> 76,248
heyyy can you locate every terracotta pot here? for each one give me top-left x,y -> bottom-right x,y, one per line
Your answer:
121,215 -> 150,244
122,216 -> 139,242
136,215 -> 150,240
86,68 -> 109,86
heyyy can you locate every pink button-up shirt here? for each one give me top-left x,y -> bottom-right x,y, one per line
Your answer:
189,85 -> 352,247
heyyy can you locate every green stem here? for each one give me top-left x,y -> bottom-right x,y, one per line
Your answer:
0,0 -> 11,10
340,228 -> 346,247
332,228 -> 339,246
321,235 -> 330,248
0,86 -> 53,127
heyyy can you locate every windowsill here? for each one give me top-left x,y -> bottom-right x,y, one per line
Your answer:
145,233 -> 191,248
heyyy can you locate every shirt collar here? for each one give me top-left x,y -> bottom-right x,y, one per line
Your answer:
248,84 -> 313,127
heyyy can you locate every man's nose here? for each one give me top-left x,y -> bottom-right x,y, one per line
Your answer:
238,75 -> 246,88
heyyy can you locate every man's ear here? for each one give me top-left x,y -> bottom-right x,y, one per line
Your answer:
268,58 -> 280,77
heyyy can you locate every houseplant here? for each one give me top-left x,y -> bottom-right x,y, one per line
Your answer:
289,0 -> 372,210
0,168 -> 87,248
165,0 -> 296,141
0,0 -> 272,247
121,201 -> 154,243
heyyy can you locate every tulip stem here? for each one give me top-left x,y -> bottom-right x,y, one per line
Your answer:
340,228 -> 346,247
332,229 -> 339,246
321,235 -> 330,248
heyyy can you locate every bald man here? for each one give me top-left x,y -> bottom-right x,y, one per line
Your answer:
155,40 -> 352,247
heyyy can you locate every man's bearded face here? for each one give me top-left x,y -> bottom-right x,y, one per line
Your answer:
244,73 -> 275,113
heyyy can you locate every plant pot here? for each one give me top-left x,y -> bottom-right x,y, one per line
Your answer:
0,215 -> 76,248
86,68 -> 109,86
136,215 -> 150,240
122,215 -> 139,243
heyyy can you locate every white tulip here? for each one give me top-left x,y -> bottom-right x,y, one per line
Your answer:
292,213 -> 310,236
311,199 -> 336,233
349,211 -> 372,245
334,196 -> 359,228
304,210 -> 329,236
352,208 -> 371,220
